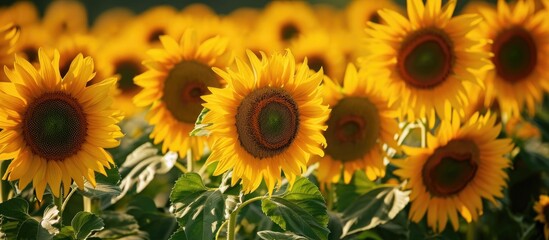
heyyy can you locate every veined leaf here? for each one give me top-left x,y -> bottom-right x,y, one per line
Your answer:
341,186 -> 410,237
190,108 -> 212,137
258,230 -> 308,240
0,198 -> 30,221
71,212 -> 104,240
170,173 -> 225,240
261,177 -> 329,240
112,143 -> 177,205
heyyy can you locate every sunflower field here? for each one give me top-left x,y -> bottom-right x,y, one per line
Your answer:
0,0 -> 549,239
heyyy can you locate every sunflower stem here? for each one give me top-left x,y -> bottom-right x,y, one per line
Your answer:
419,119 -> 427,148
325,183 -> 334,211
215,220 -> 228,240
54,188 -> 64,226
174,162 -> 188,173
61,188 -> 76,212
227,196 -> 264,240
466,221 -> 476,240
186,149 -> 193,172
83,197 -> 92,212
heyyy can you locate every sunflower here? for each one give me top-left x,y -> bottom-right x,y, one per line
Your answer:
534,194 -> 549,239
95,36 -> 148,117
14,25 -> 53,65
42,0 -> 88,36
202,50 -> 330,194
54,34 -> 107,81
120,6 -> 179,47
345,0 -> 402,35
247,1 -> 320,54
290,30 -> 346,81
473,0 -> 549,117
169,15 -> 245,60
364,0 -> 489,123
91,8 -> 135,40
393,111 -> 514,232
313,64 -> 399,186
133,29 -> 233,160
0,49 -> 122,201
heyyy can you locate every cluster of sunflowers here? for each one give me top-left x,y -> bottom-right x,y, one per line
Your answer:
0,0 -> 549,239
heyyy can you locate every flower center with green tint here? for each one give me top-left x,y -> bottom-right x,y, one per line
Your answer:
23,92 -> 87,160
235,87 -> 299,159
162,60 -> 221,124
397,28 -> 454,89
148,28 -> 166,43
493,27 -> 537,83
308,56 -> 327,74
280,22 -> 299,41
324,97 -> 380,162
422,139 -> 479,197
115,59 -> 142,92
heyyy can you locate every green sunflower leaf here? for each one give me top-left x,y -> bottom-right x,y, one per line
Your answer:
71,211 -> 105,240
340,186 -> 410,238
127,196 -> 177,240
168,228 -> 188,240
169,172 -> 225,240
261,177 -> 329,240
190,108 -> 212,137
78,164 -> 122,209
258,230 -> 308,240
0,197 -> 30,221
94,211 -> 147,239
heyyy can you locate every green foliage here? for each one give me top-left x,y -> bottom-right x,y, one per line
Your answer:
170,173 -> 226,240
78,164 -> 121,207
127,196 -> 178,239
190,108 -> 212,137
0,198 -> 54,239
94,211 -> 147,239
340,186 -> 410,238
261,177 -> 330,240
71,212 -> 104,240
258,230 -> 309,240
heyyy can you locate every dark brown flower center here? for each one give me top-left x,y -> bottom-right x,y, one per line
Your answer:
493,27 -> 537,83
148,28 -> 166,43
114,59 -> 142,93
235,87 -> 299,159
23,92 -> 87,160
280,22 -> 299,41
162,60 -> 221,124
324,97 -> 380,162
369,12 -> 381,24
21,47 -> 38,63
397,28 -> 454,89
308,55 -> 327,74
422,139 -> 479,197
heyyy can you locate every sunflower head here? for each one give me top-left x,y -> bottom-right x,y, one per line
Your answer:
364,0 -> 489,123
202,49 -> 330,194
315,64 -> 399,185
0,49 -> 122,201
393,111 -> 514,232
474,0 -> 549,117
534,194 -> 549,239
133,28 -> 233,159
